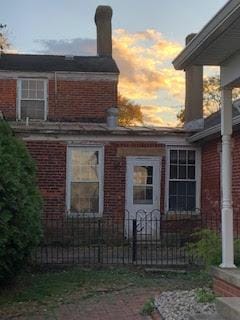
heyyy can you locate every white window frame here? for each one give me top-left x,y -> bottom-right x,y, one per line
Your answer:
66,145 -> 104,217
165,146 -> 201,213
17,78 -> 48,121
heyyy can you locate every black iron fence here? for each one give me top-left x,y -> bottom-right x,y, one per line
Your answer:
32,210 -> 240,266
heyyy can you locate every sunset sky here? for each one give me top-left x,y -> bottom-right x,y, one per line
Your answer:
1,0 -> 227,126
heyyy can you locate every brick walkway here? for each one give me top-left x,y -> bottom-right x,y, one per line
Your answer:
49,288 -> 161,320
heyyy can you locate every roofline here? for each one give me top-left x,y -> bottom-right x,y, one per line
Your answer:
173,0 -> 240,70
188,114 -> 240,142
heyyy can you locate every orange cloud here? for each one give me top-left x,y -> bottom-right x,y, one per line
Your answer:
113,29 -> 184,102
141,105 -> 180,127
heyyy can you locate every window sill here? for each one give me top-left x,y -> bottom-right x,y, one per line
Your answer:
162,210 -> 201,221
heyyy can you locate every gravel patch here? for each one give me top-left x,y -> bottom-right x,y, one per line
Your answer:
155,289 -> 216,320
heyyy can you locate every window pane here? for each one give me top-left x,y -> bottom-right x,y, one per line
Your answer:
72,165 -> 98,182
133,166 -> 153,185
187,181 -> 196,196
21,80 -> 28,90
72,150 -> 98,166
37,90 -> 44,99
37,80 -> 44,90
170,164 -> 177,179
22,89 -> 29,99
179,150 -> 187,164
169,196 -> 177,211
133,186 -> 153,204
169,181 -> 177,195
177,181 -> 187,196
71,182 -> 99,213
177,196 -> 186,211
21,100 -> 45,119
170,150 -> 177,164
188,150 -> 196,164
179,165 -> 187,179
29,80 -> 37,90
188,166 -> 195,179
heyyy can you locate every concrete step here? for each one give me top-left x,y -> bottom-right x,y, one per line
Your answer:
216,297 -> 240,320
189,313 -> 224,320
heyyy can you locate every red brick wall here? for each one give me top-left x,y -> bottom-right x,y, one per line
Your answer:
0,79 -> 17,120
213,277 -> 240,297
201,132 -> 240,231
26,140 -> 165,219
26,141 -> 67,218
0,78 -> 117,122
48,80 -> 117,122
201,138 -> 221,218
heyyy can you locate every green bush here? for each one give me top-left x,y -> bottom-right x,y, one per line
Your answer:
0,120 -> 42,284
196,288 -> 215,303
189,229 -> 222,268
189,228 -> 240,269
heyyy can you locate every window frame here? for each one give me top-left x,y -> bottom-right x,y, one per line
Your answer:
66,145 -> 104,217
165,146 -> 201,213
17,78 -> 48,121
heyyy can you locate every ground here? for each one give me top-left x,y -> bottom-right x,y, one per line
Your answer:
0,267 -> 211,320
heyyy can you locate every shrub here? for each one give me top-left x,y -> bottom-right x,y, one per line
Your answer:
196,288 -> 215,303
189,229 -> 221,268
0,120 -> 42,284
189,228 -> 240,269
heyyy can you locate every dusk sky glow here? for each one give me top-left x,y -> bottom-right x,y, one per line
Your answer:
1,0 -> 227,126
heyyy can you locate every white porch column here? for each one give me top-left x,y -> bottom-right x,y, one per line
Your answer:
220,87 -> 236,268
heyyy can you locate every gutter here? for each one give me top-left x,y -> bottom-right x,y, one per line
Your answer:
188,114 -> 240,143
173,0 -> 240,70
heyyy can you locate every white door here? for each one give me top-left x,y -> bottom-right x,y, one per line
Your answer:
125,157 -> 161,239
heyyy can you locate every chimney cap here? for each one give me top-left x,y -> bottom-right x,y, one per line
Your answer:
95,5 -> 113,23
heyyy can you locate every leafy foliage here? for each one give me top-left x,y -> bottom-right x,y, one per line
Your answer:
177,75 -> 240,125
118,95 -> 144,126
0,120 -> 42,284
0,24 -> 9,52
189,228 -> 240,269
196,288 -> 215,303
140,297 -> 155,316
189,229 -> 222,268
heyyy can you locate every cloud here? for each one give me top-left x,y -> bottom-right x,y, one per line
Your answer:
141,104 -> 180,127
36,28 -> 185,127
112,29 -> 184,102
37,38 -> 96,56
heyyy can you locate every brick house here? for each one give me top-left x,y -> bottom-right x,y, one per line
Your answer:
1,5 -> 236,242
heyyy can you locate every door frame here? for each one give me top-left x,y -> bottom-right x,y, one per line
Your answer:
125,156 -> 161,217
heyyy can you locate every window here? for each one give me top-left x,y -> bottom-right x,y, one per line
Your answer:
17,79 -> 48,120
133,166 -> 153,204
167,149 -> 199,211
67,147 -> 104,216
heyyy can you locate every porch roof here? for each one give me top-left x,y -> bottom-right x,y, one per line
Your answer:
173,0 -> 240,70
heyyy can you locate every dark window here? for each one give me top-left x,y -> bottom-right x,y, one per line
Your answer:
169,150 -> 196,211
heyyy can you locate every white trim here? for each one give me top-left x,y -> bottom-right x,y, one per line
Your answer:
66,145 -> 104,217
164,145 -> 201,213
173,0 -> 240,69
17,78 -> 48,121
125,156 -> 161,211
0,70 -> 118,82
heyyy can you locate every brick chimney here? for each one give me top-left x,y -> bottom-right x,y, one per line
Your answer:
95,6 -> 113,57
185,33 -> 204,130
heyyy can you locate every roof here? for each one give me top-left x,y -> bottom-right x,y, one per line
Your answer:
9,121 -> 187,137
189,104 -> 240,142
173,0 -> 240,69
0,53 -> 119,74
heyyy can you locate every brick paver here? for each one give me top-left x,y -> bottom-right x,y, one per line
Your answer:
54,288 -> 160,320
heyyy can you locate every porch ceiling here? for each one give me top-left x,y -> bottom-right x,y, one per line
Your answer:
173,0 -> 240,69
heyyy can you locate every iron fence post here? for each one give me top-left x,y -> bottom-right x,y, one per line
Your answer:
132,219 -> 137,262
